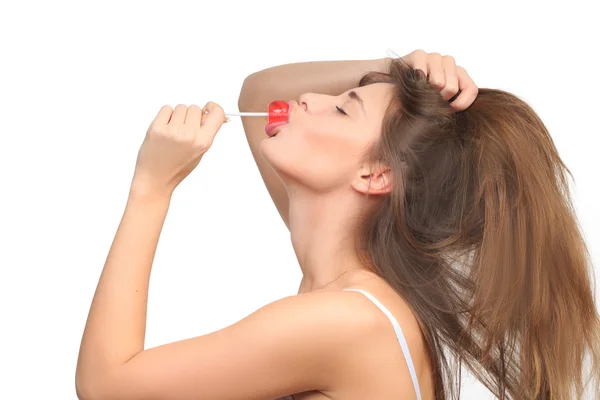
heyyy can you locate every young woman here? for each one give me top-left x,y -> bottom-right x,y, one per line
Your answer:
76,50 -> 600,399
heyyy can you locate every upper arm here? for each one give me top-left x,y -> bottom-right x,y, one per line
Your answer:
88,291 -> 378,400
238,77 -> 290,230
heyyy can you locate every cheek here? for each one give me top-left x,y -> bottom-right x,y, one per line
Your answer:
259,120 -> 375,191
291,122 -> 345,154
283,124 -> 370,188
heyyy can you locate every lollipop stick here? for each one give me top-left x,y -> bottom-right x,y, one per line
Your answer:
202,111 -> 268,123
225,112 -> 268,117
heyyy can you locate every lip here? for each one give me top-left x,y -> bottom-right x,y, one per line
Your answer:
288,100 -> 297,114
265,122 -> 287,137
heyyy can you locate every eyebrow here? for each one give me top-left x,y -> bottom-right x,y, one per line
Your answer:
348,90 -> 366,115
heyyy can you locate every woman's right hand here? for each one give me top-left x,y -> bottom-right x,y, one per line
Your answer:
401,49 -> 478,111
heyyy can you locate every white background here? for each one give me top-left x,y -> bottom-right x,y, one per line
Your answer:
1,1 -> 598,399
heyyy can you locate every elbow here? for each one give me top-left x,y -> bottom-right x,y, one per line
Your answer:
238,71 -> 281,111
75,376 -> 100,400
75,368 -> 90,400
75,372 -> 113,400
75,382 -> 97,400
238,73 -> 260,110
76,382 -> 116,400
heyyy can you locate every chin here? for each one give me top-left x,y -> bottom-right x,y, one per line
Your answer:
259,136 -> 289,171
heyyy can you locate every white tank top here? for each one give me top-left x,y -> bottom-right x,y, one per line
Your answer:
343,288 -> 422,400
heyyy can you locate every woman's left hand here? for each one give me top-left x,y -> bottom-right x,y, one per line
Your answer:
131,102 -> 225,198
401,49 -> 478,111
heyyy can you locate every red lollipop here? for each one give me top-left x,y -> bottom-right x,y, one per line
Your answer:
225,100 -> 289,137
264,100 -> 289,137
267,100 -> 289,124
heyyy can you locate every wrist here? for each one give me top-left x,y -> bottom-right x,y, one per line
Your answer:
129,180 -> 173,204
375,57 -> 392,73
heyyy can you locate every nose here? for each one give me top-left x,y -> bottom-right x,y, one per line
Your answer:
298,93 -> 332,114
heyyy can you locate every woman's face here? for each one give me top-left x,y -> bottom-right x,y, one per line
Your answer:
259,82 -> 394,193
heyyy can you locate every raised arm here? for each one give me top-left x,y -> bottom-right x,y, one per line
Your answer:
237,58 -> 391,230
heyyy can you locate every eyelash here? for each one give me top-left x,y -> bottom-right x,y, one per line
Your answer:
336,106 -> 347,115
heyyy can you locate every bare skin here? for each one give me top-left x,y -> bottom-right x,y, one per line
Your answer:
240,50 -> 476,400
242,66 -> 426,400
75,50 -> 477,400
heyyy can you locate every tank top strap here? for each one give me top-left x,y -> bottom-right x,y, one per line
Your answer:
343,288 -> 422,400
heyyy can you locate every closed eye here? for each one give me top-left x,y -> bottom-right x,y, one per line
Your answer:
336,106 -> 347,116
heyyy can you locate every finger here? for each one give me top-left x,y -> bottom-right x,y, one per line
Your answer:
200,102 -> 225,134
450,67 -> 479,111
170,104 -> 188,125
185,104 -> 203,127
426,52 -> 445,90
154,105 -> 173,126
439,55 -> 459,101
201,102 -> 227,126
402,49 -> 428,77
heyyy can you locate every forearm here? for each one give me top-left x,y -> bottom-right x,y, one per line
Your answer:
76,188 -> 171,391
238,58 -> 391,109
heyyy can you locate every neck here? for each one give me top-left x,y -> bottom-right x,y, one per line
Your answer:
287,187 -> 376,294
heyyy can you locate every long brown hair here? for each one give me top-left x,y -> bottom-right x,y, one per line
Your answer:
355,58 -> 600,399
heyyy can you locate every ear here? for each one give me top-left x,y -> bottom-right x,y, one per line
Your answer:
351,162 -> 393,195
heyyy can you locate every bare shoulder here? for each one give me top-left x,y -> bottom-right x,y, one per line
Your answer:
341,282 -> 431,356
89,289 -> 388,400
269,289 -> 388,329
339,283 -> 435,397
242,289 -> 391,357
